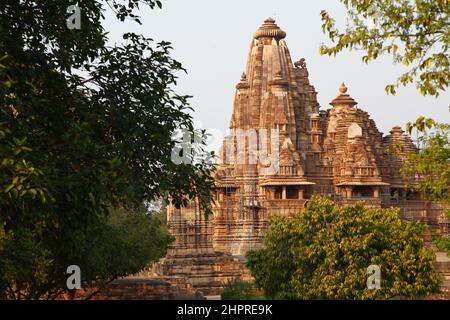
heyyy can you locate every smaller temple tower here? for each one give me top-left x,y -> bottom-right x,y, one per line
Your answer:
319,83 -> 390,206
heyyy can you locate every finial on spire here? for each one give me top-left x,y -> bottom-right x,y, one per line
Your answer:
390,126 -> 404,134
330,82 -> 357,108
253,18 -> 286,40
339,82 -> 348,94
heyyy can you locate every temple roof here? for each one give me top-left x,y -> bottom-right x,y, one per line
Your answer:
336,182 -> 390,186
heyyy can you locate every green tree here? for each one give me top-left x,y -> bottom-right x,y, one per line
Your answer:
221,280 -> 264,300
74,206 -> 173,299
402,118 -> 450,203
0,206 -> 172,300
402,118 -> 450,254
320,0 -> 449,96
0,0 -> 213,299
247,196 -> 440,299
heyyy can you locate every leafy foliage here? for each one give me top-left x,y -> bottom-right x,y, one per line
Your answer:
401,119 -> 450,202
221,280 -> 264,300
435,236 -> 450,255
320,0 -> 449,96
0,0 -> 213,299
402,117 -> 450,255
247,196 -> 440,299
76,207 -> 173,293
0,205 -> 172,299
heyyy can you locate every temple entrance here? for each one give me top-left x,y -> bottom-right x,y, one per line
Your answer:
270,186 -> 306,200
274,186 -> 282,199
286,186 -> 298,199
352,186 -> 373,198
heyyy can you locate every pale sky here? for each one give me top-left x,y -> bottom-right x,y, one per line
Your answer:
102,0 -> 449,150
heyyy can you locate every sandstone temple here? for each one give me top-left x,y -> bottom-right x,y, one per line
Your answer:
155,18 -> 449,296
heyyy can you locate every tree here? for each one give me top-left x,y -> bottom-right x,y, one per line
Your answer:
320,0 -> 449,96
73,206 -> 173,299
0,0 -> 213,299
0,206 -> 172,300
401,117 -> 450,255
220,280 -> 264,300
246,196 -> 440,299
402,118 -> 449,203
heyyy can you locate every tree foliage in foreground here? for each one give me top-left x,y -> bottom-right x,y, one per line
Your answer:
247,197 -> 440,299
220,280 -> 264,300
0,0 -> 213,299
0,206 -> 172,300
320,0 -> 449,96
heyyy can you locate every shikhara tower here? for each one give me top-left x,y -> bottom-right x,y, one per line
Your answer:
156,18 -> 447,295
214,17 -> 317,255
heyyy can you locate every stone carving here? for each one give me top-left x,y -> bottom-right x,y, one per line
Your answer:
294,58 -> 307,69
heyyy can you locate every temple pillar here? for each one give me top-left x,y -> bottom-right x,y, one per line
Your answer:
298,188 -> 304,200
345,187 -> 352,198
282,186 -> 287,200
374,187 -> 380,198
266,187 -> 275,200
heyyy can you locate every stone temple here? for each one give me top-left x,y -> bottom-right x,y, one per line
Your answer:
155,18 -> 448,295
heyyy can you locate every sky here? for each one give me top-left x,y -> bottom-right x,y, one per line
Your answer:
102,0 -> 449,151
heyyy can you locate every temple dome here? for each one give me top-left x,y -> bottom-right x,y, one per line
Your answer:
253,18 -> 286,40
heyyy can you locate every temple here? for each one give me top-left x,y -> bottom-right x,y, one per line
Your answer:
155,18 -> 448,295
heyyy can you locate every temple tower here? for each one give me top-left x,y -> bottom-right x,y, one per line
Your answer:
321,83 -> 390,205
214,18 -> 318,255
